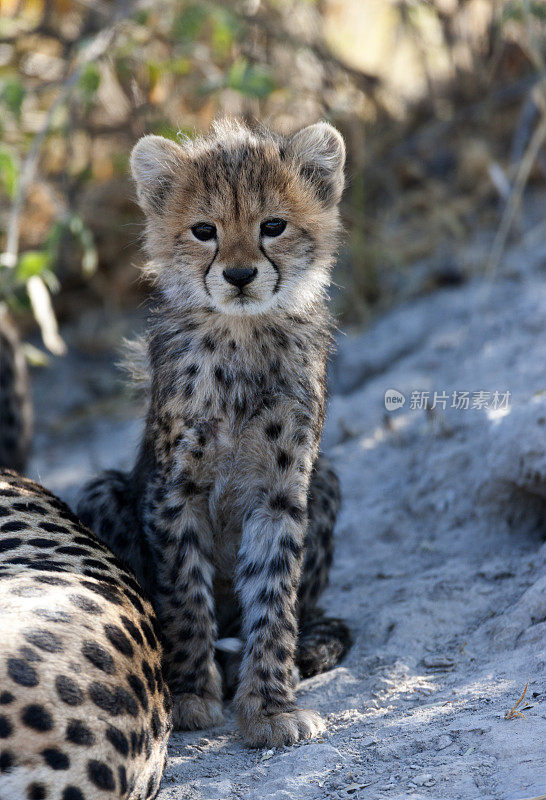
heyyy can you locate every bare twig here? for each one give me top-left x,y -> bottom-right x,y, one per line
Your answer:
1,25 -> 121,271
26,276 -> 66,356
487,105 -> 546,275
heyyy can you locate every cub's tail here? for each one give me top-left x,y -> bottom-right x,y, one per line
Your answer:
296,609 -> 352,678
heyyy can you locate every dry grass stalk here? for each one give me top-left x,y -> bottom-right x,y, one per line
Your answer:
504,678 -> 530,720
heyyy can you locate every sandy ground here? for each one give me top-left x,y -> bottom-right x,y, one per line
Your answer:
30,204 -> 546,800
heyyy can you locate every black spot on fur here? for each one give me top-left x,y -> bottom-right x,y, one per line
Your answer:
88,681 -> 138,717
0,537 -> 21,552
8,657 -> 39,687
146,770 -> 159,798
127,673 -> 149,711
23,628 -> 63,653
265,422 -> 282,440
0,716 -> 12,738
268,554 -> 291,576
33,607 -> 72,624
39,521 -> 69,534
289,504 -> 304,522
81,641 -> 116,675
118,764 -> 128,794
55,546 -> 87,557
18,645 -> 42,663
0,692 -> 14,705
142,660 -> 156,694
104,624 -> 134,657
141,621 -> 158,650
202,335 -> 216,352
0,748 -> 14,771
87,759 -> 115,791
105,724 -> 129,757
126,591 -> 145,615
80,581 -> 123,605
42,748 -> 70,770
120,615 -> 144,646
68,592 -> 102,615
21,704 -> 53,732
66,719 -> 95,746
0,520 -> 28,532
11,501 -> 46,514
34,575 -> 69,586
62,789 -> 85,800
27,538 -> 57,548
270,492 -> 290,512
27,784 -> 47,800
55,675 -> 83,706
150,707 -> 162,739
277,450 -> 293,469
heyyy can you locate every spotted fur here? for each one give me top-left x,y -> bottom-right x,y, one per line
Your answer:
0,470 -> 172,799
78,119 -> 351,747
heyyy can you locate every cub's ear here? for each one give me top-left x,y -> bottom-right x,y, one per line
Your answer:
287,122 -> 345,206
130,135 -> 186,214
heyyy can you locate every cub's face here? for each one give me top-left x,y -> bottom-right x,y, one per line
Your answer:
131,120 -> 345,316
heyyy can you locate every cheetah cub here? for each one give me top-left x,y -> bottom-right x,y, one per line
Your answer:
78,119 -> 351,747
0,470 -> 171,800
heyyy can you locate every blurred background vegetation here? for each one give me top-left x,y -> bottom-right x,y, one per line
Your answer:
0,0 -> 545,354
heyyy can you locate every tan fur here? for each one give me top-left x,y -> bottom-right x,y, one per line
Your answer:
0,470 -> 171,799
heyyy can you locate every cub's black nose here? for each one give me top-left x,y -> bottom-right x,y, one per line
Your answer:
223,267 -> 257,288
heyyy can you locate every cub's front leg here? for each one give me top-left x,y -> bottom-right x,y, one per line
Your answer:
235,403 -> 325,747
144,459 -> 222,730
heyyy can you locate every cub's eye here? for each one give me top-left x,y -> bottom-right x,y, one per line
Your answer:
260,218 -> 287,238
191,222 -> 217,242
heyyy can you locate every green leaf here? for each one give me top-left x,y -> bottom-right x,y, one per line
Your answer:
21,342 -> 50,368
16,251 -> 52,282
502,0 -> 546,22
169,57 -> 192,76
528,1 -> 546,19
151,123 -> 179,141
79,63 -> 101,99
135,9 -> 149,25
0,77 -> 25,117
211,9 -> 240,57
227,59 -> 275,98
0,147 -> 18,199
172,4 -> 207,42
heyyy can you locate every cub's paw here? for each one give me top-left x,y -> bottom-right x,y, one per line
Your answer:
172,692 -> 224,730
239,707 -> 325,748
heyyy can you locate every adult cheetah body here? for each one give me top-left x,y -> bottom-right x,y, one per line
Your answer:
0,470 -> 171,800
78,119 -> 351,747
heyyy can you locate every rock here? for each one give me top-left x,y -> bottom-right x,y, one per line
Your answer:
437,735 -> 453,750
411,774 -> 436,787
423,655 -> 456,670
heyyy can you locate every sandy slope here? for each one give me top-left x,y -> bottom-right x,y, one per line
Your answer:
31,211 -> 546,800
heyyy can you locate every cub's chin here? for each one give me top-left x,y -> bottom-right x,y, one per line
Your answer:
214,292 -> 278,317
